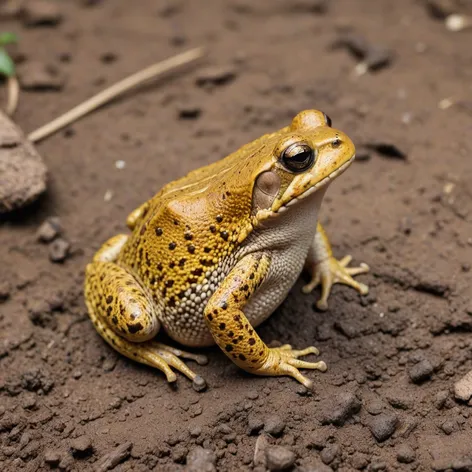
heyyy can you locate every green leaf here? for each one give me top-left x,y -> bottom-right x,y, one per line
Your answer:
0,32 -> 18,47
0,49 -> 15,77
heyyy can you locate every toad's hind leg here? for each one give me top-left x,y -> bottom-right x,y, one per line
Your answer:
84,234 -> 207,388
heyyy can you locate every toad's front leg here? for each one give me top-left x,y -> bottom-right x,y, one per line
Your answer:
303,222 -> 369,311
204,253 -> 326,389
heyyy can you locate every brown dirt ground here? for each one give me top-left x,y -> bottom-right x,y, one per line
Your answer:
1,0 -> 472,471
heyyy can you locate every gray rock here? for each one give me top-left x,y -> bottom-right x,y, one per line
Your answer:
44,449 -> 62,467
266,446 -> 296,471
49,238 -> 70,263
368,413 -> 398,442
454,370 -> 472,402
408,359 -> 434,383
185,447 -> 216,472
320,391 -> 361,426
247,414 -> 264,435
264,415 -> 285,436
320,444 -> 339,465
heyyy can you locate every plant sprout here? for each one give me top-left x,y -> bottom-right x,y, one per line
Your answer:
0,32 -> 20,116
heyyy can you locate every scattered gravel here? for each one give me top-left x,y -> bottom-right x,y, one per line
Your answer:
368,413 -> 398,442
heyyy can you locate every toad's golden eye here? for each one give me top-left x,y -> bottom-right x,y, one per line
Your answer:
280,142 -> 315,173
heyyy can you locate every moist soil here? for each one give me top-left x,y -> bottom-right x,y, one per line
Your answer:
1,1 -> 472,471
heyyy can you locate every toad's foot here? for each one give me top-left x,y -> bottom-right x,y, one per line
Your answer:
303,255 -> 369,311
128,341 -> 208,390
254,344 -> 327,390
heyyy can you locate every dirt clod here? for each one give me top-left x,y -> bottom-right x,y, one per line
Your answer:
69,435 -> 94,458
18,61 -> 66,91
396,444 -> 416,463
22,0 -> 62,26
196,66 -> 237,88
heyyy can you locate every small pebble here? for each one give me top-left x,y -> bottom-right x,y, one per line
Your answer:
263,415 -> 285,436
36,217 -> 62,243
265,446 -> 296,471
196,65 -> 236,87
396,444 -> 416,463
186,447 -> 216,472
368,413 -> 398,442
49,238 -> 70,263
454,370 -> 472,402
408,359 -> 434,383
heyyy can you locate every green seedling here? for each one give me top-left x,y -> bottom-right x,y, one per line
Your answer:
0,32 -> 19,116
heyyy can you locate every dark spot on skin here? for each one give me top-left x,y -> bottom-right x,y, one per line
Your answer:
259,350 -> 264,356
106,295 -> 113,304
188,245 -> 195,254
145,255 -> 151,267
213,309 -> 218,315
221,302 -> 228,310
192,268 -> 203,276
106,306 -> 112,315
232,339 -> 238,345
226,191 -> 231,196
209,225 -> 216,233
178,290 -> 185,299
249,273 -> 255,280
200,259 -> 213,267
169,242 -> 176,250
216,215 -> 223,223
184,232 -> 193,240
157,263 -> 163,271
249,338 -> 256,345
220,324 -> 226,332
204,247 -> 211,253
156,227 -> 163,236
234,315 -> 241,322
225,345 -> 233,352
207,314 -> 213,322
249,329 -> 254,335
140,224 -> 147,235
173,219 -> 179,225
243,284 -> 249,291
138,247 -> 143,260
162,287 -> 167,297
220,231 -> 229,241
169,261 -> 175,268
239,354 -> 246,361
150,276 -> 156,285
238,335 -> 243,340
168,297 -> 176,308
187,277 -> 198,284
228,330 -> 234,338
127,322 -> 143,334
179,258 -> 187,267
165,280 -> 174,288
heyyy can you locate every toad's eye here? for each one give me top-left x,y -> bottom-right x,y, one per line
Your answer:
280,142 -> 315,173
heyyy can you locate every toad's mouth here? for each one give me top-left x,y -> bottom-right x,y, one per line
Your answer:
274,154 -> 355,213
